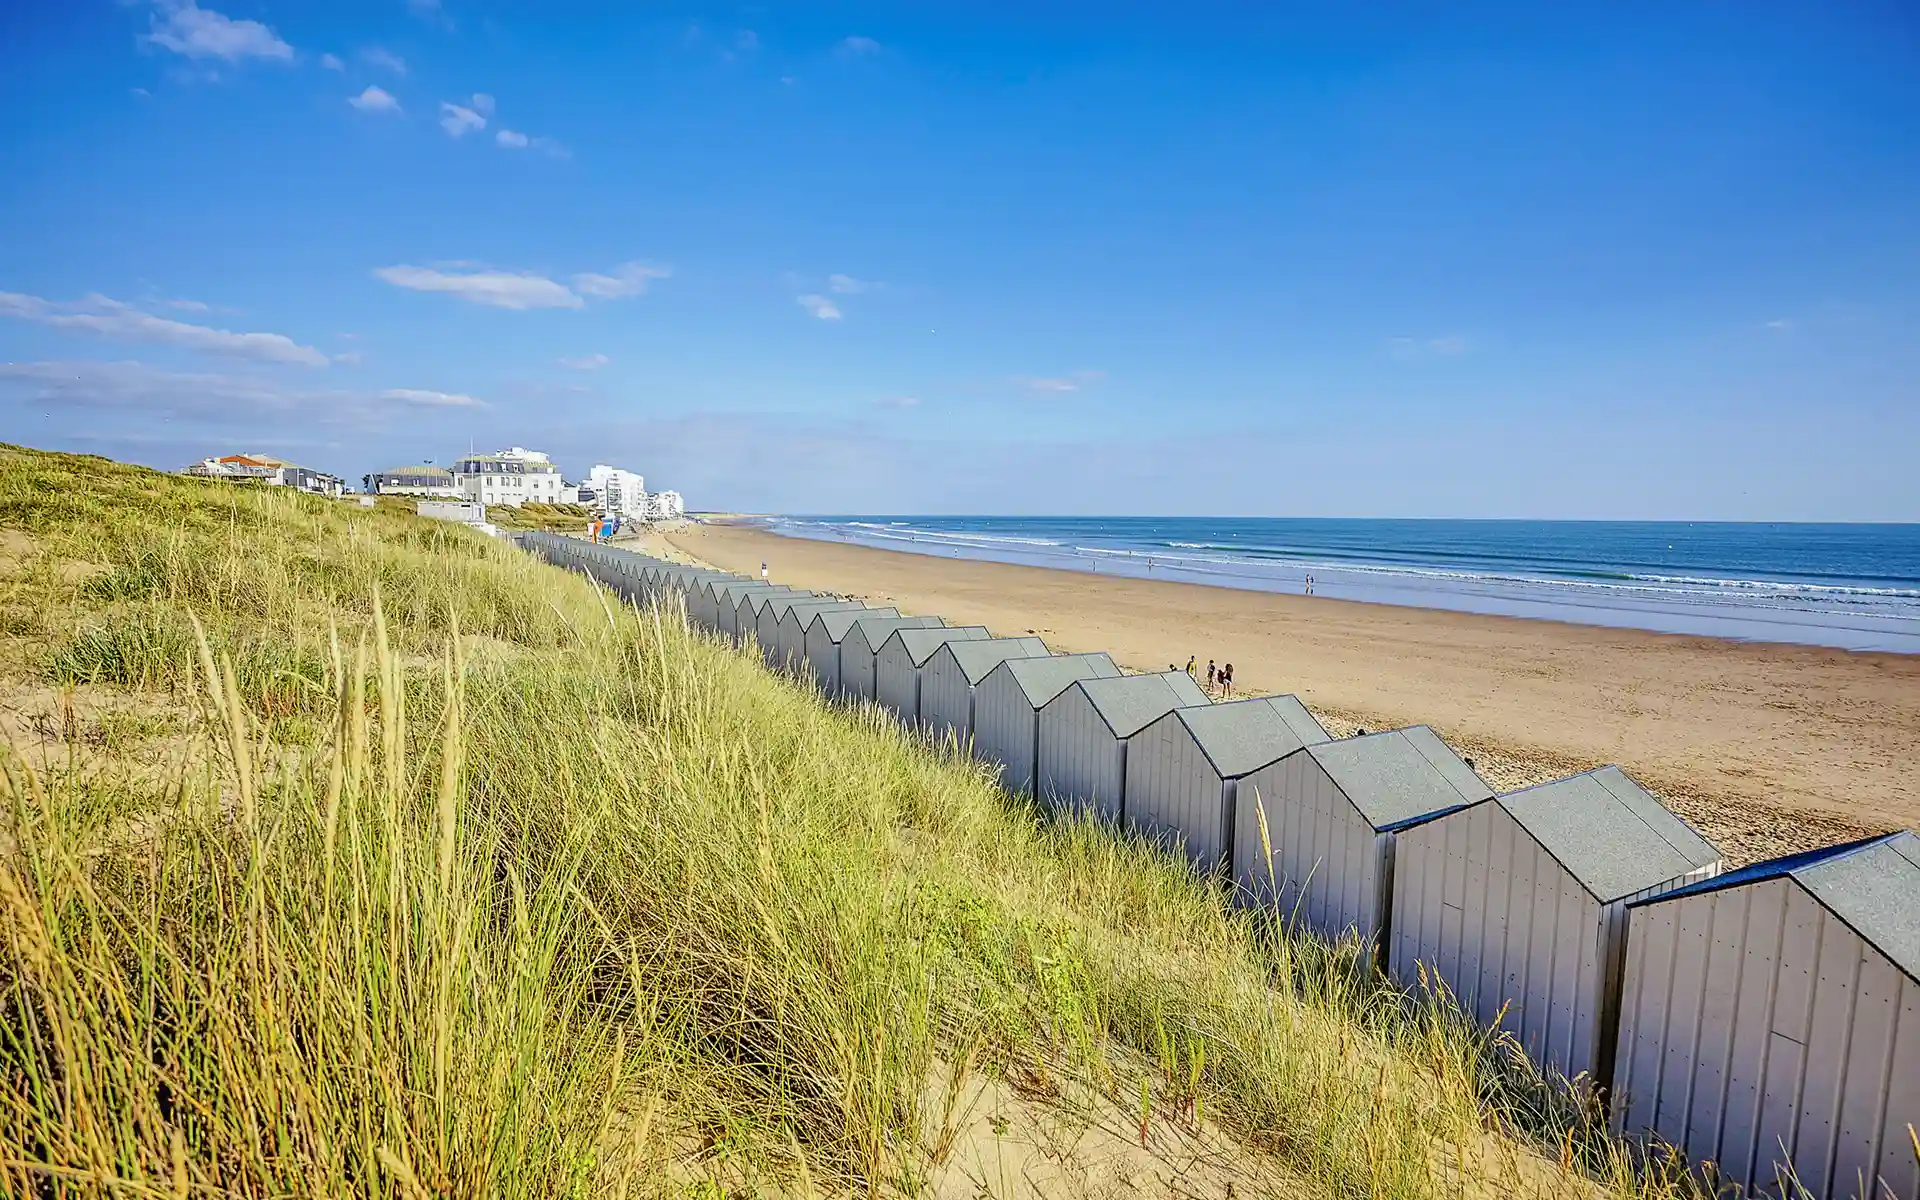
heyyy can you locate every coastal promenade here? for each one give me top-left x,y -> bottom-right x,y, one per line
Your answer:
663,521 -> 1920,867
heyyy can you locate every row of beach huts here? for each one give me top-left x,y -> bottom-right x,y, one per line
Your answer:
519,532 -> 1919,1200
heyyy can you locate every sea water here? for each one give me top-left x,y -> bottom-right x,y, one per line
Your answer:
761,516 -> 1920,654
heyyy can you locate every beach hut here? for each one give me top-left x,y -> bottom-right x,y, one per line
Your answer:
1035,671 -> 1209,823
916,637 -> 1052,747
1125,696 -> 1330,875
838,615 -> 947,703
756,592 -> 826,666
689,576 -> 746,630
1233,726 -> 1490,957
971,654 -> 1121,795
720,584 -> 792,642
740,589 -> 810,653
802,606 -> 900,695
706,581 -> 775,638
776,600 -> 868,675
872,626 -> 991,723
1612,831 -> 1920,1200
1388,767 -> 1724,1083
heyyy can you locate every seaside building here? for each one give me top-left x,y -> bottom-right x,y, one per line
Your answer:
917,637 -> 1052,748
1611,831 -> 1920,1200
1035,671 -> 1209,823
452,447 -> 567,508
647,490 -> 685,520
1123,695 -> 1330,875
802,606 -> 901,695
1232,726 -> 1490,958
1388,767 -> 1725,1083
837,615 -> 947,703
971,653 -> 1122,795
586,464 -> 646,520
872,626 -> 992,724
776,599 -> 868,676
364,465 -> 464,498
184,453 -> 344,497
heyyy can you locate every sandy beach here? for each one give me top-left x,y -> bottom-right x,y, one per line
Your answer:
659,521 -> 1920,866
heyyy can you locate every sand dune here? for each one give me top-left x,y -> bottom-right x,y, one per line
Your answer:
663,522 -> 1920,866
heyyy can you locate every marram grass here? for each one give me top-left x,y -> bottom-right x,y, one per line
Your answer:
0,444 -> 1715,1197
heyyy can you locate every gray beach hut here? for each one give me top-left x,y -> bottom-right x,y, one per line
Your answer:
802,606 -> 900,694
691,576 -> 749,631
1035,671 -> 1209,823
838,614 -> 947,703
709,581 -> 779,639
1124,695 -> 1330,875
972,653 -> 1121,795
1388,766 -> 1724,1083
873,626 -> 992,724
756,592 -> 827,667
722,584 -> 792,642
1612,831 -> 1920,1200
1233,726 -> 1490,957
776,599 -> 868,676
740,589 -> 811,654
917,637 -> 1052,747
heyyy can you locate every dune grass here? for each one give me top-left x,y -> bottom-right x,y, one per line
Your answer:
0,444 -> 1711,1197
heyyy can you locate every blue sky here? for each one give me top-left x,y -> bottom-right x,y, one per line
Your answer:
2,2 -> 1916,518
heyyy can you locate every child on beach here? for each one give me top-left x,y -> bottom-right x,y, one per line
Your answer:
1222,664 -> 1234,696
1185,655 -> 1196,678
1206,660 -> 1217,691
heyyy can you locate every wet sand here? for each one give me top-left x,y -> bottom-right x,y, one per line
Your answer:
663,522 -> 1920,866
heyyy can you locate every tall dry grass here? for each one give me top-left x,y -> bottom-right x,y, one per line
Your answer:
0,444 -> 1717,1197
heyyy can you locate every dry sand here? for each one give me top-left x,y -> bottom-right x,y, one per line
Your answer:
665,522 -> 1920,866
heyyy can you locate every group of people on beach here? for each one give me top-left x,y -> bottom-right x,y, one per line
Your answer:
1172,654 -> 1234,697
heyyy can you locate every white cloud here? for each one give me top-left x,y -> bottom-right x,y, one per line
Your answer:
319,52 -> 344,70
797,294 -> 842,321
333,350 -> 362,365
496,128 -> 528,148
1765,318 -> 1794,331
1015,370 -> 1104,394
373,265 -> 582,310
349,85 -> 401,114
470,92 -> 495,117
876,395 -> 919,409
559,354 -> 609,370
0,291 -> 327,366
131,86 -> 153,98
380,387 -> 485,408
164,297 -> 210,312
144,1 -> 293,63
528,135 -> 568,158
439,100 -> 486,137
828,273 -> 876,294
838,35 -> 881,55
360,46 -> 407,75
573,262 -> 669,299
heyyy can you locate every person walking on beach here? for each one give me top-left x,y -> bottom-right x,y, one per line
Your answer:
1305,574 -> 1314,596
1185,655 -> 1196,679
1206,660 -> 1217,692
760,561 -> 769,581
1222,663 -> 1235,697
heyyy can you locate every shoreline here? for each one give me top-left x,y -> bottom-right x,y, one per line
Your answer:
665,520 -> 1920,866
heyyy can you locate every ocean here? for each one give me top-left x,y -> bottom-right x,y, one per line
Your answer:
760,516 -> 1920,654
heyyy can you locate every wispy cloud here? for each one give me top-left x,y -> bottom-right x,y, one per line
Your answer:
0,291 -> 326,366
143,1 -> 293,63
1015,370 -> 1104,394
164,297 -> 210,312
559,354 -> 609,370
828,273 -> 877,294
375,261 -> 665,309
875,395 -> 920,409
496,129 -> 528,148
349,85 -> 401,114
0,360 -> 480,425
837,35 -> 881,55
495,128 -> 568,156
1389,335 -> 1469,359
439,98 -> 487,137
373,265 -> 581,310
380,387 -> 484,408
797,294 -> 842,321
573,262 -> 669,299
1765,318 -> 1794,332
360,46 -> 407,75
319,52 -> 344,70
736,29 -> 760,51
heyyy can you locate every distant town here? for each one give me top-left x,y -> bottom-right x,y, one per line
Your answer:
180,447 -> 686,529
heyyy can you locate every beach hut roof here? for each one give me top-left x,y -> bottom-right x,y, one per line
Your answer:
1172,695 -> 1330,778
1497,766 -> 1721,904
758,592 -> 821,619
784,598 -> 864,621
888,625 -> 991,666
812,606 -> 899,640
997,653 -> 1121,707
1630,830 -> 1920,983
716,580 -> 782,604
847,613 -> 945,643
943,637 -> 1051,684
1302,726 -> 1492,831
1071,672 -> 1210,739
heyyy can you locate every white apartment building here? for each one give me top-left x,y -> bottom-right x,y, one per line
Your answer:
364,465 -> 464,499
451,447 -> 568,508
646,490 -> 686,520
586,464 -> 647,520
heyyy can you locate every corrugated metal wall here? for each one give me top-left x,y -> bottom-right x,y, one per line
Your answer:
1390,800 -> 1617,1081
918,651 -> 973,745
840,626 -> 884,702
1125,714 -> 1234,873
1036,687 -> 1125,822
873,641 -> 920,722
972,674 -> 1037,794
1234,753 -> 1388,944
1615,880 -> 1920,1200
804,625 -> 841,694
